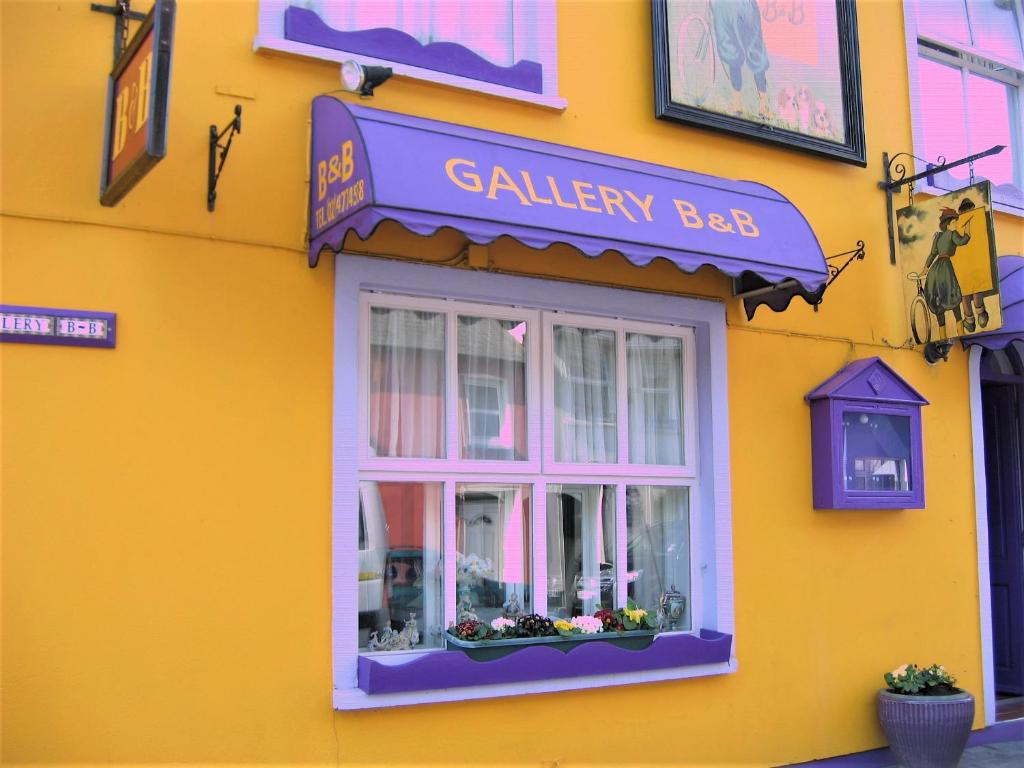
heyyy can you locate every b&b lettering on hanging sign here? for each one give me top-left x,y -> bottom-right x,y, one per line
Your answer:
0,305 -> 117,348
100,0 -> 176,207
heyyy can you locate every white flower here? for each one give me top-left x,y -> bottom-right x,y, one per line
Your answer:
570,615 -> 604,634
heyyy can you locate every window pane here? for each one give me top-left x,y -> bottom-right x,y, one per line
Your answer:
458,316 -> 527,460
456,484 -> 532,623
627,486 -> 690,631
914,0 -> 971,46
966,0 -> 1023,65
843,413 -> 913,492
627,333 -> 685,465
553,325 -> 617,463
918,56 -> 968,167
368,307 -> 445,458
358,481 -> 443,650
966,73 -> 1015,187
546,485 -> 616,618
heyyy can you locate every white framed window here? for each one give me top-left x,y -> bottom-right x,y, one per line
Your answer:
255,0 -> 564,109
903,0 -> 1024,215
334,254 -> 734,708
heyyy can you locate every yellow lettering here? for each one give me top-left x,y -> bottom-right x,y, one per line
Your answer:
445,158 -> 483,193
731,209 -> 760,237
317,160 -> 328,201
674,199 -> 704,229
133,52 -> 152,133
547,176 -> 578,209
707,213 -> 734,233
487,166 -> 530,205
520,171 -> 552,204
572,180 -> 602,213
341,140 -> 354,182
112,88 -> 130,158
625,190 -> 654,222
598,185 -> 636,222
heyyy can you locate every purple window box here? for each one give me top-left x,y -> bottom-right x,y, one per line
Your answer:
806,357 -> 928,510
357,630 -> 733,695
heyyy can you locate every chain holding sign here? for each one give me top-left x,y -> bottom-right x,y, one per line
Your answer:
99,0 -> 175,206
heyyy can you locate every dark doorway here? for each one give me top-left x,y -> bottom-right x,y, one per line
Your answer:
980,344 -> 1024,716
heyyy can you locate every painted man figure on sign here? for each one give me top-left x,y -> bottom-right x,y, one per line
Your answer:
712,0 -> 771,119
923,205 -> 972,334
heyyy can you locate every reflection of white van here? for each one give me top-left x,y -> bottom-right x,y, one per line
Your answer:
358,483 -> 388,642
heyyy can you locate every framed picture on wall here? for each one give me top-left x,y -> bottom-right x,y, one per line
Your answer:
652,0 -> 866,166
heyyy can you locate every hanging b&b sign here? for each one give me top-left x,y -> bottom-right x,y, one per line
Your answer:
99,0 -> 176,206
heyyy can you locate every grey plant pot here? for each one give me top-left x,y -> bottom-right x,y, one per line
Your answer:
876,689 -> 975,768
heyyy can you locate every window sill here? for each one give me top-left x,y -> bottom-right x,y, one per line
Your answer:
337,633 -> 735,709
349,629 -> 732,704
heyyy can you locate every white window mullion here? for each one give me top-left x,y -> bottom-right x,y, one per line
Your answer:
616,327 -> 629,467
533,478 -> 548,616
684,330 -> 699,472
446,309 -> 458,462
527,309 -> 542,470
615,483 -> 628,609
443,480 -> 457,629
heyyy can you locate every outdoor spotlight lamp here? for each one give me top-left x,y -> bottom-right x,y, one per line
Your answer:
340,60 -> 393,97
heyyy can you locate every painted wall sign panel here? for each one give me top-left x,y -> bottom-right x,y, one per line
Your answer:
309,97 -> 828,293
963,256 -> 1024,351
0,305 -> 117,348
100,0 -> 176,207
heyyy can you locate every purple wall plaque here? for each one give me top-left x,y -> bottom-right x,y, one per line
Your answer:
0,305 -> 117,349
308,97 -> 828,298
806,358 -> 928,510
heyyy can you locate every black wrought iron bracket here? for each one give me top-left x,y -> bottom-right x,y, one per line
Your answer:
90,1 -> 146,66
879,144 -> 1005,265
820,241 -> 866,299
208,105 -> 242,212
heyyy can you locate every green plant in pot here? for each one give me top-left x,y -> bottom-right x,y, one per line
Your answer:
877,663 -> 975,768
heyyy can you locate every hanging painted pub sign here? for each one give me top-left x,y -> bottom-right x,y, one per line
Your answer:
99,0 -> 176,206
897,181 -> 1002,347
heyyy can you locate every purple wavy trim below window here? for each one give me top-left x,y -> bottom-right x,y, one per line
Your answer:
357,630 -> 733,695
284,6 -> 543,94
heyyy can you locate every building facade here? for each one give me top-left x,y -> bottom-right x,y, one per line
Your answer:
2,1 -> 1022,765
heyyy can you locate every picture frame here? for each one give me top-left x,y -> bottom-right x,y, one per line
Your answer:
652,0 -> 866,166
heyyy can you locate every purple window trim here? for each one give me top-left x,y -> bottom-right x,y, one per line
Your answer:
0,304 -> 117,349
358,630 -> 733,695
806,358 -> 928,510
284,6 -> 543,94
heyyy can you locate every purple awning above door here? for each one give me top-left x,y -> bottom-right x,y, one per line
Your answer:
308,97 -> 828,297
963,256 -> 1024,351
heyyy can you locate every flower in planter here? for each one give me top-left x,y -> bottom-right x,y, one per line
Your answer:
593,608 -> 625,632
553,619 -> 576,636
490,617 -> 515,633
513,613 -> 557,637
570,615 -> 604,634
884,663 -> 961,695
453,619 -> 492,641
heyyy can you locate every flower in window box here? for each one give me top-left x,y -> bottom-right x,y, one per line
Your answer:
512,613 -> 556,637
490,617 -> 515,634
553,619 -> 576,636
570,615 -> 604,634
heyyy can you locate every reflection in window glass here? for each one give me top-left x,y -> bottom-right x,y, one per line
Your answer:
918,57 -> 967,168
966,73 -> 1014,187
368,307 -> 445,458
546,485 -> 615,618
842,413 -> 912,491
553,325 -> 617,463
627,333 -> 685,465
358,481 -> 443,650
966,0 -> 1024,65
914,0 -> 971,47
627,486 -> 690,630
458,316 -> 527,460
456,485 -> 532,624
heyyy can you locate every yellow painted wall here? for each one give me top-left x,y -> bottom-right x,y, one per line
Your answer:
2,1 -> 1021,766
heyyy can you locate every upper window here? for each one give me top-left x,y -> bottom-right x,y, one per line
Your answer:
904,0 -> 1024,215
255,0 -> 564,108
333,255 -> 734,708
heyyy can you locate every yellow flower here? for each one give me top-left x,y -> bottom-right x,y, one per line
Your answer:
554,619 -> 574,632
625,608 -> 647,623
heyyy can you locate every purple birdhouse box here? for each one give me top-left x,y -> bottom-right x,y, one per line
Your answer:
806,358 -> 928,510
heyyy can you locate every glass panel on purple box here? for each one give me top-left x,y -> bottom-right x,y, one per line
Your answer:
842,413 -> 913,492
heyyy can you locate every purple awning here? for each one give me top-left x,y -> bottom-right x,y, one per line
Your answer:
963,256 -> 1024,351
308,97 -> 828,296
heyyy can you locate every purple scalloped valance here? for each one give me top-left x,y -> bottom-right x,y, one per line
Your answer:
308,97 -> 829,299
357,630 -> 733,695
963,256 -> 1024,351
